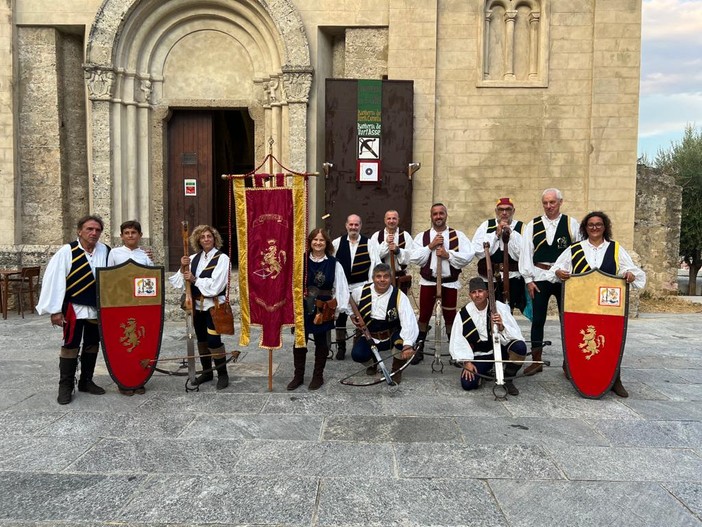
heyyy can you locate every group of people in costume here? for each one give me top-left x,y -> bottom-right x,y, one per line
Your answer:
36,187 -> 645,404
291,188 -> 645,396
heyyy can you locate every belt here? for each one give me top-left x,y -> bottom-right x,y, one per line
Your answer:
369,329 -> 393,341
534,262 -> 553,271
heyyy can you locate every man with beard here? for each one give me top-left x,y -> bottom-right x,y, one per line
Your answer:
410,203 -> 472,364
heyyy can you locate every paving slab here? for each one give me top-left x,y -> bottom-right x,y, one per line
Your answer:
0,312 -> 700,526
490,480 -> 701,527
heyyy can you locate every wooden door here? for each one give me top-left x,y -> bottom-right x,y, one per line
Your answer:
324,79 -> 414,239
167,111 -> 213,270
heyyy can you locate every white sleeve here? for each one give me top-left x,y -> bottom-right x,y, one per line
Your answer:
333,262 -> 351,315
496,301 -> 524,343
409,232 -> 431,266
396,231 -> 416,266
36,245 -> 72,315
472,222 -> 492,259
519,221 -> 536,283
549,247 -> 573,283
449,312 -> 474,362
448,230 -> 473,269
398,291 -> 419,347
617,245 -> 647,289
194,254 -> 230,297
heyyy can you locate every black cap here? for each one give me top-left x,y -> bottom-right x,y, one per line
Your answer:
469,277 -> 487,292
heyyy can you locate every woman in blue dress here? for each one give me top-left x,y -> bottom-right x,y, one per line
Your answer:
287,228 -> 349,390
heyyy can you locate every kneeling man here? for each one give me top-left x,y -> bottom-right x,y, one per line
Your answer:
350,263 -> 418,383
449,277 -> 527,395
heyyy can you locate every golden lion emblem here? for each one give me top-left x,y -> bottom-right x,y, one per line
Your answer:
579,325 -> 605,360
120,318 -> 146,353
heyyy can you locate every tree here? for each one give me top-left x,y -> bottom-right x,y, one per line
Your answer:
655,124 -> 702,295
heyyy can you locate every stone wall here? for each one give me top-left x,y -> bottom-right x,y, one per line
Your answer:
634,163 -> 681,296
18,27 -> 88,246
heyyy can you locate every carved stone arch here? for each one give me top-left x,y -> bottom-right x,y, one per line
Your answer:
478,0 -> 549,88
84,0 -> 312,246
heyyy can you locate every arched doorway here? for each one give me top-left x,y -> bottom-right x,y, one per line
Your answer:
83,0 -> 313,262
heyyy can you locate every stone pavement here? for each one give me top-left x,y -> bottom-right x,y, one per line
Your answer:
0,311 -> 701,527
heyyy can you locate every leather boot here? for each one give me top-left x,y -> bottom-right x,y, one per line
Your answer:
78,346 -> 106,395
523,348 -> 543,376
194,342 -> 213,385
57,356 -> 78,405
308,346 -> 327,390
287,347 -> 307,391
391,357 -> 407,384
211,345 -> 229,390
562,360 -> 571,380
611,373 -> 628,398
335,329 -> 347,360
504,363 -> 521,396
411,330 -> 427,365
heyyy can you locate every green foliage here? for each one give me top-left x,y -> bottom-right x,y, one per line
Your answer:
654,125 -> 702,274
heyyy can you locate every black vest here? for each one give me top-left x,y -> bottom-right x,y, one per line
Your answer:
191,251 -> 227,299
532,215 -> 574,262
64,240 -> 109,308
481,218 -> 524,267
358,283 -> 402,333
571,241 -> 618,275
336,235 -> 372,285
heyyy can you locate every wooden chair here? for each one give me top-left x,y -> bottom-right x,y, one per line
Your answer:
11,266 -> 40,318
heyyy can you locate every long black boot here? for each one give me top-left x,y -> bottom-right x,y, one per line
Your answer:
308,345 -> 328,390
211,345 -> 229,390
411,330 -> 427,365
57,356 -> 78,405
504,361 -> 523,396
287,347 -> 307,390
335,329 -> 346,360
195,342 -> 213,385
78,346 -> 106,395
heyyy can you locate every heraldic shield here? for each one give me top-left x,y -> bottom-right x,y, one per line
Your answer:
97,261 -> 164,390
561,269 -> 629,399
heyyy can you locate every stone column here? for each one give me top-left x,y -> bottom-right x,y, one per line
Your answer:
85,65 -> 116,244
503,10 -> 517,80
483,10 -> 493,79
282,67 -> 312,172
528,12 -> 540,80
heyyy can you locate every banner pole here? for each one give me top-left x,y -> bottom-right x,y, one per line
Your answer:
268,348 -> 273,392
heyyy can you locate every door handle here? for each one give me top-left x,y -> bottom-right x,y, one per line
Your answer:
322,162 -> 333,179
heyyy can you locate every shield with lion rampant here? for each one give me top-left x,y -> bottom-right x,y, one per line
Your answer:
561,269 -> 629,399
97,261 -> 164,390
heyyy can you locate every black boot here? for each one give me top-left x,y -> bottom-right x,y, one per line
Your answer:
335,329 -> 346,360
195,342 -> 214,385
611,373 -> 628,397
411,331 -> 427,365
504,361 -> 522,396
211,345 -> 229,390
57,356 -> 78,405
308,346 -> 328,390
287,347 -> 307,390
78,346 -> 106,395
391,357 -> 408,384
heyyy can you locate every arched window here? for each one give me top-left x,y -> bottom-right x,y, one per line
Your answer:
479,0 -> 549,87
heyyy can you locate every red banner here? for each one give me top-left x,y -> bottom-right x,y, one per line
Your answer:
235,175 -> 306,349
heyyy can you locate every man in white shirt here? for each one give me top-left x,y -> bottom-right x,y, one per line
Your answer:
107,220 -> 154,267
449,277 -> 527,396
370,210 -> 415,294
350,263 -> 418,384
332,214 -> 381,360
472,197 -> 526,314
410,203 -> 473,364
36,215 -> 110,405
518,188 -> 580,376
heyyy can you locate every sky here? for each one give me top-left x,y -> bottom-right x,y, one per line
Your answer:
638,0 -> 702,160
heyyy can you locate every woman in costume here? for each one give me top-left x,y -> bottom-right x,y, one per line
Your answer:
549,211 -> 646,397
169,225 -> 231,390
287,228 -> 349,390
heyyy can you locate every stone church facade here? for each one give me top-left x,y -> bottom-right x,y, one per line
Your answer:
0,0 -> 642,272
